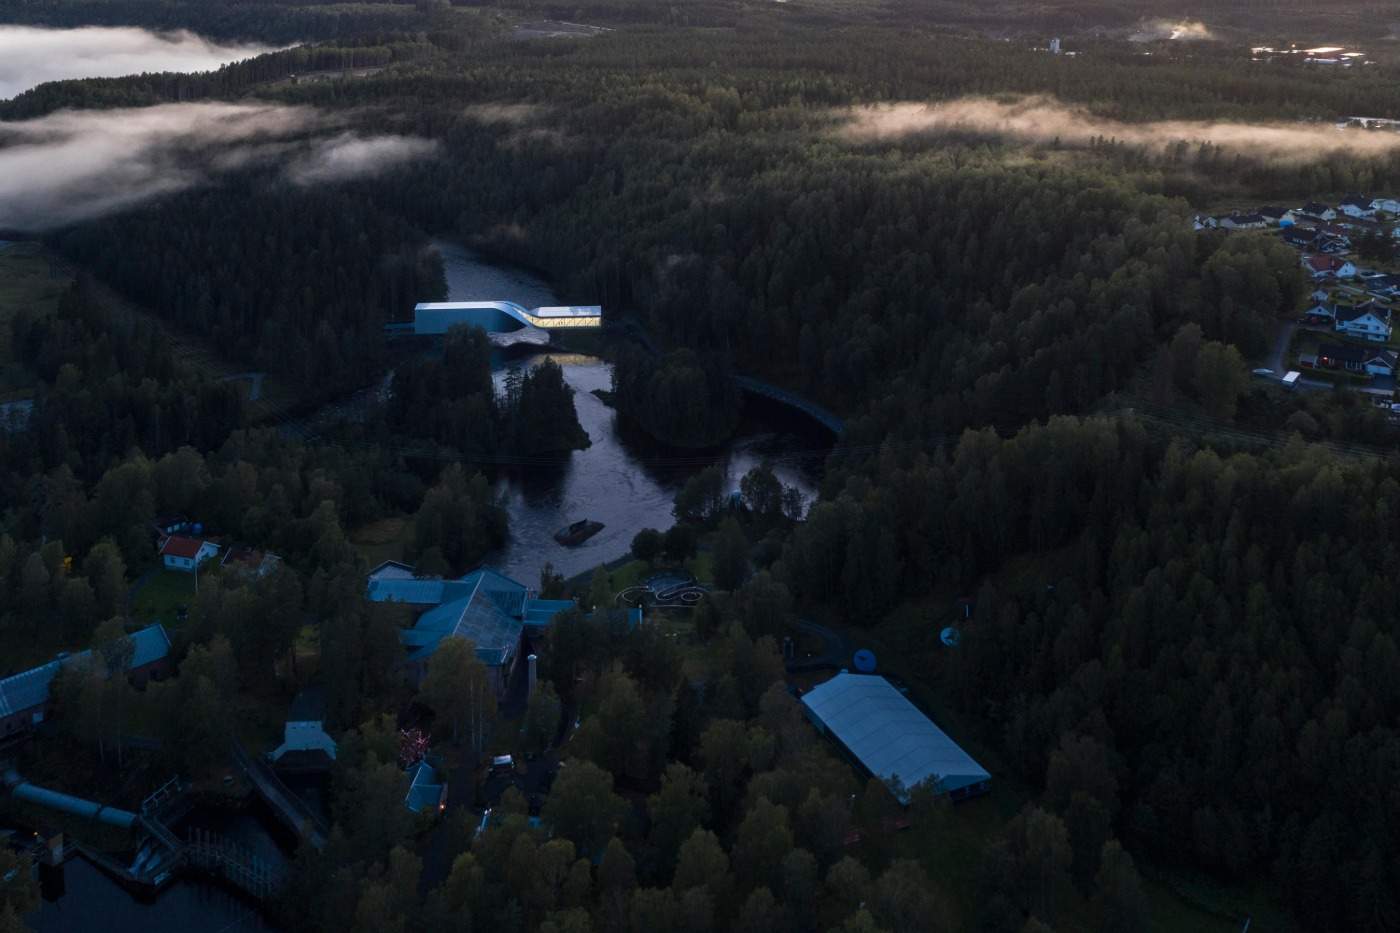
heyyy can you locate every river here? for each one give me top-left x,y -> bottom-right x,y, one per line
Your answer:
27,849 -> 277,933
433,241 -> 829,581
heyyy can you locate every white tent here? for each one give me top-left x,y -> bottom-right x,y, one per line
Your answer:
801,673 -> 990,800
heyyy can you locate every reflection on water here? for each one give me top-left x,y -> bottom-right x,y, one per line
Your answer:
29,855 -> 276,933
434,241 -> 828,582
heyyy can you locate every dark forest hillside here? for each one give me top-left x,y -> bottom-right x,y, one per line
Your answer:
3,4 -> 1399,931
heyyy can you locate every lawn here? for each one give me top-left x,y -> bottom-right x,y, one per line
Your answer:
351,516 -> 407,568
130,568 -> 198,627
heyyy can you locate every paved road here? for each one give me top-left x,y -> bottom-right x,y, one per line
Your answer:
1265,320 -> 1297,375
1260,321 -> 1395,394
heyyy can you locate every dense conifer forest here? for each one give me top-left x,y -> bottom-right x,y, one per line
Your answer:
3,2 -> 1400,931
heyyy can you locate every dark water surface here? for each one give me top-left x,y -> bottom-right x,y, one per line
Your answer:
435,241 -> 828,581
28,852 -> 277,933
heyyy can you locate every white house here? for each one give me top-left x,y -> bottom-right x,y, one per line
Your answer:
1335,303 -> 1393,342
1301,202 -> 1337,221
1304,302 -> 1335,324
159,535 -> 218,572
1371,197 -> 1400,215
1221,213 -> 1268,230
1365,349 -> 1398,377
270,690 -> 337,770
1340,195 -> 1377,218
1259,206 -> 1296,225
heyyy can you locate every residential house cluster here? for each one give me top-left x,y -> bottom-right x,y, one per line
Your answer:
1299,342 -> 1398,377
1199,196 -> 1400,350
152,516 -> 279,579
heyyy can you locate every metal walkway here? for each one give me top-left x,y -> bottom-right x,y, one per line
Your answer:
231,740 -> 328,850
732,375 -> 845,436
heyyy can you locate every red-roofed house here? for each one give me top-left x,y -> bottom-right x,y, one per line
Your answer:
1303,255 -> 1356,280
160,535 -> 219,572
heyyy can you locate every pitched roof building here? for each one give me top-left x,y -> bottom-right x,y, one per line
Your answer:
0,624 -> 172,737
800,672 -> 991,801
366,562 -> 574,692
159,535 -> 219,571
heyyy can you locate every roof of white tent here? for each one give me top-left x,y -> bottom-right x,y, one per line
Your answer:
801,672 -> 990,797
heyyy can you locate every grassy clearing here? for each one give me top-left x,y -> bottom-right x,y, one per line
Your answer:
352,516 -> 407,568
130,567 -> 198,627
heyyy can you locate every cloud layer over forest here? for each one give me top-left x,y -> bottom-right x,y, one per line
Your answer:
839,96 -> 1400,162
0,25 -> 278,100
0,103 -> 439,231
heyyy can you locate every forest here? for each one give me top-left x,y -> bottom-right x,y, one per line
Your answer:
3,1 -> 1400,931
384,324 -> 590,458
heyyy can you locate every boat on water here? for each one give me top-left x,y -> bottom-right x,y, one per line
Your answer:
554,519 -> 603,546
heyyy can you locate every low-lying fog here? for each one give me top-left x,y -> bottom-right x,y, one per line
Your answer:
0,25 -> 278,99
839,95 -> 1400,162
0,103 -> 439,230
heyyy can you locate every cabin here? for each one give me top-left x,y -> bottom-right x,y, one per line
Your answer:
404,760 -> 448,814
160,535 -> 219,572
1365,349 -> 1399,377
1304,303 -> 1335,325
269,689 -> 337,772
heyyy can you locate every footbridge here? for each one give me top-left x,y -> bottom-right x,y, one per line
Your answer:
231,740 -> 328,850
414,301 -> 601,331
387,301 -> 602,348
733,375 -> 845,436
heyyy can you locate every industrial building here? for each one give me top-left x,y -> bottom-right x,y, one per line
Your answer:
0,624 -> 173,738
800,672 -> 991,801
366,561 -> 574,694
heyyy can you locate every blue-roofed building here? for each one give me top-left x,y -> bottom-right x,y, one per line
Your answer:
404,760 -> 448,814
0,623 -> 172,739
523,598 -> 576,629
366,561 -> 575,693
801,672 -> 990,802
